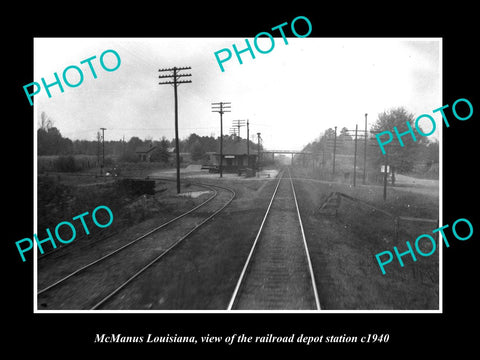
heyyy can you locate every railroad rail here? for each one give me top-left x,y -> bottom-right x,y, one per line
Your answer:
37,180 -> 236,310
36,176 -> 211,260
227,167 -> 320,310
37,179 -> 218,291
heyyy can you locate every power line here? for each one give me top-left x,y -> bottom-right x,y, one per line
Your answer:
232,119 -> 246,141
212,102 -> 231,178
159,66 -> 192,194
257,132 -> 262,175
100,127 -> 106,176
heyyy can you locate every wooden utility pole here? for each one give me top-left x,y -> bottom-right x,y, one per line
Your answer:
158,66 -> 192,193
232,119 -> 246,142
353,124 -> 358,187
246,119 -> 250,168
257,132 -> 261,176
212,102 -> 231,178
229,127 -> 238,138
383,150 -> 388,201
363,113 -> 368,185
100,127 -> 106,176
96,131 -> 101,170
332,126 -> 337,178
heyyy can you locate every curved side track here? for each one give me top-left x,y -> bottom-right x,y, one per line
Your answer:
37,181 -> 235,310
91,183 -> 235,310
37,177 -> 215,261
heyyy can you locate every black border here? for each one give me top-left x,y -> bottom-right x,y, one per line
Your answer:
5,5 -> 478,354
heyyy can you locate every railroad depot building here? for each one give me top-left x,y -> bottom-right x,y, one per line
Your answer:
206,141 -> 258,175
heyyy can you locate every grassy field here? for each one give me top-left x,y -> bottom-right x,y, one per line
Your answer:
290,166 -> 439,310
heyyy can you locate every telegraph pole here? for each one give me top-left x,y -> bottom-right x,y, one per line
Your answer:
100,127 -> 106,176
353,124 -> 358,187
96,131 -> 101,170
364,113 -> 368,185
383,150 -> 388,201
229,127 -> 238,138
212,102 -> 231,178
332,126 -> 337,178
158,66 -> 192,194
257,132 -> 261,176
246,119 -> 250,168
232,119 -> 246,141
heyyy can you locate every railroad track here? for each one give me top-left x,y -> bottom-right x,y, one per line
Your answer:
228,167 -> 321,310
37,180 -> 236,310
36,176 -> 211,261
37,178 -> 218,288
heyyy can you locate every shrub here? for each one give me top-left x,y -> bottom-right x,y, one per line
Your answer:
55,155 -> 79,172
115,178 -> 156,195
119,151 -> 140,163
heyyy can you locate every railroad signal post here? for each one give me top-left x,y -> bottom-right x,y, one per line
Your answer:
159,66 -> 192,194
368,131 -> 402,201
212,101 -> 231,178
382,150 -> 389,201
100,127 -> 106,176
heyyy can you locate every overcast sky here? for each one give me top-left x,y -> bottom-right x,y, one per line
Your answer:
34,37 -> 441,150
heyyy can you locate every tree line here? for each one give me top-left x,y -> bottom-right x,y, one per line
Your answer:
302,107 -> 439,175
37,112 -> 261,163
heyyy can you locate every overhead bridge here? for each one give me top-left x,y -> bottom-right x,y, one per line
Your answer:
263,150 -> 307,155
261,150 -> 321,166
261,150 -> 319,156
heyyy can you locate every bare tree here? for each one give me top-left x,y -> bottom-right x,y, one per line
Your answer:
39,111 -> 53,131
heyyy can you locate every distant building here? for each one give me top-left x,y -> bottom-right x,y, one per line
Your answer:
135,145 -> 157,162
164,147 -> 191,164
207,140 -> 258,174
